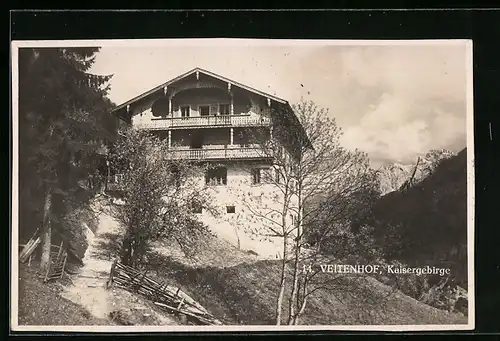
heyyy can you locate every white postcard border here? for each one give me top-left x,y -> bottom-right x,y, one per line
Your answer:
10,38 -> 475,332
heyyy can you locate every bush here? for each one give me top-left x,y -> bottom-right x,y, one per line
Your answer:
109,130 -> 216,267
373,259 -> 468,315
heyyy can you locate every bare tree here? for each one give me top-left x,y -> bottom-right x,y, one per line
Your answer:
234,99 -> 379,325
108,129 -> 216,267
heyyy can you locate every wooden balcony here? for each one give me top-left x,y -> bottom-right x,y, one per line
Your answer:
135,114 -> 271,130
106,148 -> 271,190
169,146 -> 271,161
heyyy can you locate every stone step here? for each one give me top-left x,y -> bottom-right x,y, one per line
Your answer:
77,268 -> 110,277
85,282 -> 107,288
77,274 -> 109,280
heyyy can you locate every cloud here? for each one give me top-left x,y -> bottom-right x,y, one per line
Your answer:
336,44 -> 468,165
341,93 -> 466,165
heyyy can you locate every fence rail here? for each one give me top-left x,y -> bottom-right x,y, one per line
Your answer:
107,260 -> 222,325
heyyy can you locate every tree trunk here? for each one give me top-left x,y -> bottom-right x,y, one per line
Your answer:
105,160 -> 110,192
287,223 -> 302,324
275,235 -> 287,325
275,187 -> 292,326
39,187 -> 53,272
234,226 -> 241,249
293,277 -> 308,325
287,190 -> 303,324
120,236 -> 132,266
129,238 -> 137,267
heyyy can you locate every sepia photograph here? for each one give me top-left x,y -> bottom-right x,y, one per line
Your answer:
11,38 -> 474,332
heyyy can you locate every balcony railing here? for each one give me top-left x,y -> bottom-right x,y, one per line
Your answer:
169,147 -> 271,160
135,115 -> 271,130
106,148 -> 271,189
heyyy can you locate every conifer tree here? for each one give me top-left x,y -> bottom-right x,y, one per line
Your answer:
18,47 -> 115,271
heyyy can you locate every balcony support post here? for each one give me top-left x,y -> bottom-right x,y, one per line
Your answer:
230,128 -> 234,146
168,130 -> 172,148
230,92 -> 234,115
169,97 -> 172,117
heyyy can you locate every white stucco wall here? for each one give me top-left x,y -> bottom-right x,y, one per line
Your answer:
129,84 -> 295,259
191,163 -> 296,259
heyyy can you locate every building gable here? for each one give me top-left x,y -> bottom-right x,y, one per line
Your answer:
111,68 -> 286,118
110,67 -> 312,150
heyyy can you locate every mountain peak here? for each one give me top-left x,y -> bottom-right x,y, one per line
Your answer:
377,149 -> 456,195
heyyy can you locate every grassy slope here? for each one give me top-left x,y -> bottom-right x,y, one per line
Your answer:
371,148 -> 468,284
16,196 -> 467,327
17,264 -> 109,326
17,248 -> 467,327
147,248 -> 468,326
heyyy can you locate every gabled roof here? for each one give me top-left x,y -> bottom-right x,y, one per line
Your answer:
110,67 -> 313,150
110,67 -> 288,113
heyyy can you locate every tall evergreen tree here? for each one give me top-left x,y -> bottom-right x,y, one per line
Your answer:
18,47 -> 115,271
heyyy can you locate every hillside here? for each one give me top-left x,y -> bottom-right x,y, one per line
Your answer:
371,148 -> 468,287
145,254 -> 467,325
17,196 -> 468,327
146,227 -> 468,325
18,264 -> 109,326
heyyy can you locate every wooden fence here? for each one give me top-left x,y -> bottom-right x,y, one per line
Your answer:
19,231 -> 68,282
43,241 -> 68,282
107,260 -> 222,325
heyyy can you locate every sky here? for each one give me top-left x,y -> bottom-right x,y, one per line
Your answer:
90,39 -> 471,168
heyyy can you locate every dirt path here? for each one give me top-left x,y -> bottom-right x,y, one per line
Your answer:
61,200 -> 179,325
60,212 -> 118,319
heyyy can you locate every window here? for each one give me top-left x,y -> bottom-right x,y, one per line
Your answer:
190,132 -> 204,149
180,106 -> 190,118
199,105 -> 210,116
238,130 -> 250,147
210,104 -> 218,116
226,206 -> 235,214
219,103 -> 230,115
205,167 -> 227,186
252,168 -> 271,185
251,168 -> 261,184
